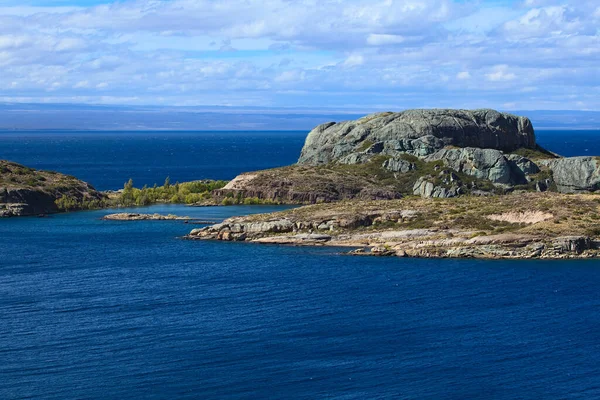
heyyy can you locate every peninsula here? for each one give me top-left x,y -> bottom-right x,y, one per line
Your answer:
189,109 -> 600,259
0,160 -> 106,217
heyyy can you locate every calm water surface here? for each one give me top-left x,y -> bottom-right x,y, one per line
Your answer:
1,130 -> 600,399
0,129 -> 597,190
0,131 -> 307,190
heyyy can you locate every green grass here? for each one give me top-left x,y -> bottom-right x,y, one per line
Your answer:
356,140 -> 375,152
511,145 -> 559,160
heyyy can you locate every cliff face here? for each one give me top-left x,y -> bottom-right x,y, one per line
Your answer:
0,188 -> 59,216
298,109 -> 535,165
0,160 -> 106,217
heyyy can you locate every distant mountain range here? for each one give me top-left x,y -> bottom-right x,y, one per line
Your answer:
0,103 -> 597,131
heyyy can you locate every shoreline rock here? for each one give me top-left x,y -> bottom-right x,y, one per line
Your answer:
103,213 -> 192,221
186,193 -> 600,260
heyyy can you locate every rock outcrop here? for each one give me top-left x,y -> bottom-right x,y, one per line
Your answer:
540,157 -> 600,193
0,160 -> 106,217
102,213 -> 191,221
298,109 -> 535,165
211,109 -> 600,202
424,148 -> 535,185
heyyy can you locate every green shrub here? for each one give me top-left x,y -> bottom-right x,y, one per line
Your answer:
185,193 -> 202,204
221,197 -> 235,206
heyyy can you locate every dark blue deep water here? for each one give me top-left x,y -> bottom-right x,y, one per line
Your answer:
0,130 -> 598,190
0,131 -> 307,190
1,129 -> 600,399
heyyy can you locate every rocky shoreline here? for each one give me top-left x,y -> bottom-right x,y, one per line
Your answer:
103,212 -> 192,221
186,193 -> 600,260
102,212 -> 221,224
183,109 -> 600,260
0,161 -> 106,217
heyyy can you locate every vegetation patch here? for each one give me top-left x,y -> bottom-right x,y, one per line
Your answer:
111,177 -> 228,207
511,145 -> 559,160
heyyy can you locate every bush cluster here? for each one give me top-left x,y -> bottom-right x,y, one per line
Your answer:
113,177 -> 228,206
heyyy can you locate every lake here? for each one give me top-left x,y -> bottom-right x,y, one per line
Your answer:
1,129 -> 600,399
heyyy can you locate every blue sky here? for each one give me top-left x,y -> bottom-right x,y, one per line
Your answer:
0,0 -> 597,110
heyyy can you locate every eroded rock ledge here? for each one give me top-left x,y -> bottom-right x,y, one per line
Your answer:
187,193 -> 600,260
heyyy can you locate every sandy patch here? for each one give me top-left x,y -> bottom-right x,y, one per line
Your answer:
487,211 -> 553,224
222,173 -> 257,190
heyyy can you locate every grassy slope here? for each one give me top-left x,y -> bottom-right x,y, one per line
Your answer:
0,160 -> 105,211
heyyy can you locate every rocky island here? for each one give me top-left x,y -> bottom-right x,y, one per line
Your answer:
189,109 -> 600,259
0,160 -> 106,217
102,213 -> 191,221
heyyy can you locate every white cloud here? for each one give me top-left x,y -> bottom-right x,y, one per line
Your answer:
0,35 -> 29,49
343,54 -> 364,67
486,65 -> 516,82
0,0 -> 596,109
274,70 -> 306,83
74,80 -> 90,89
366,34 -> 405,46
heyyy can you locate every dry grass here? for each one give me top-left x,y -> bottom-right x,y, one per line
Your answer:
0,160 -> 82,189
239,192 -> 600,239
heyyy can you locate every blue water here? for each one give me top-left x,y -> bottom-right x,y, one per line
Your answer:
0,130 -> 597,190
2,130 -> 600,399
0,131 -> 307,190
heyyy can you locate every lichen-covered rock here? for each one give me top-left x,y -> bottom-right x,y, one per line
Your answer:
425,148 -> 533,185
244,219 -> 295,233
506,154 -> 540,176
412,176 -> 463,198
382,158 -> 415,173
298,109 -> 535,165
540,157 -> 600,193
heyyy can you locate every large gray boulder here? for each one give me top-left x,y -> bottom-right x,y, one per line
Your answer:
412,177 -> 463,198
540,157 -> 600,193
298,109 -> 535,165
425,148 -> 536,185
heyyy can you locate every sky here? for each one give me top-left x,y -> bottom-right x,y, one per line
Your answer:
0,0 -> 598,110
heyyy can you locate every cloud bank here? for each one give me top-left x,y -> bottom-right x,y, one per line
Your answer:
0,0 -> 598,110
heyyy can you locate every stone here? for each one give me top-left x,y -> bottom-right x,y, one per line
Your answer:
298,109 -> 535,165
426,147 -> 529,185
541,157 -> 600,193
382,158 -> 415,173
244,219 -> 294,233
552,236 -> 593,254
506,154 -> 540,176
536,179 -> 552,192
412,176 -> 461,199
102,213 -> 190,221
371,246 -> 395,256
